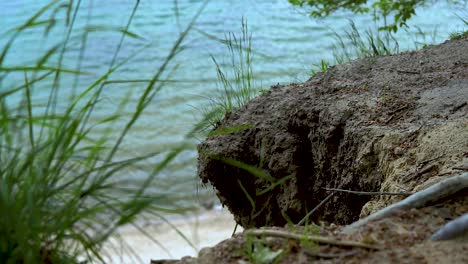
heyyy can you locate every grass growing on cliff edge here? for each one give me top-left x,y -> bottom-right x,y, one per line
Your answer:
449,15 -> 468,39
198,20 -> 261,132
311,19 -> 445,76
0,1 -> 206,263
331,20 -> 400,65
308,20 -> 400,76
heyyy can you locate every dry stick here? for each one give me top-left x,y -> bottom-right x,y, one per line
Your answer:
396,69 -> 420,74
232,223 -> 239,237
297,187 -> 411,228
303,249 -> 358,259
296,191 -> 336,226
323,188 -> 413,196
341,172 -> 468,235
244,229 -> 381,250
453,165 -> 468,171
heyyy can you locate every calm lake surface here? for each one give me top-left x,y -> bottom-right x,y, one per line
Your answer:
1,0 -> 466,207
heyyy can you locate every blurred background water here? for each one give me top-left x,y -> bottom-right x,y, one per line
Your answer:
0,0 -> 466,209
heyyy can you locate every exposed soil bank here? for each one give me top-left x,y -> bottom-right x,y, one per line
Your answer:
154,36 -> 467,263
198,36 -> 467,228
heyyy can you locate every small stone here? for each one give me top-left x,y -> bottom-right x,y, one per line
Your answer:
394,147 -> 405,156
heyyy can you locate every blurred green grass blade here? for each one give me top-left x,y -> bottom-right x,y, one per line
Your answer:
66,43 -> 150,116
84,25 -> 145,40
174,0 -> 182,34
257,174 -> 294,196
19,19 -> 56,30
150,211 -> 198,251
53,151 -> 161,197
0,1 -> 60,66
0,66 -> 91,75
238,179 -> 255,209
0,72 -> 53,98
107,0 -> 210,163
0,0 -> 216,262
23,72 -> 35,150
16,0 -> 60,32
37,43 -> 62,67
40,0 -> 82,139
65,1 -> 73,26
212,155 -> 275,182
0,99 -> 12,145
207,123 -> 253,137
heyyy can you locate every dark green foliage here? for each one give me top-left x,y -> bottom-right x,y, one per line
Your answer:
288,0 -> 463,32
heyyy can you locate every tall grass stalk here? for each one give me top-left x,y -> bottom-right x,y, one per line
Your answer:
449,13 -> 468,39
199,20 -> 260,132
0,0 -> 207,263
332,20 -> 399,64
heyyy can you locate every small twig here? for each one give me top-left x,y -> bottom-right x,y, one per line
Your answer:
450,102 -> 467,114
396,69 -> 420,74
396,184 -> 411,193
232,223 -> 239,237
303,249 -> 358,259
342,172 -> 468,234
385,105 -> 410,124
323,188 -> 413,196
296,191 -> 336,226
453,165 -> 468,171
403,164 -> 437,183
245,229 -> 381,250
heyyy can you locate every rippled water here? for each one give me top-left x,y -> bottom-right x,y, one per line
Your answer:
1,0 -> 466,205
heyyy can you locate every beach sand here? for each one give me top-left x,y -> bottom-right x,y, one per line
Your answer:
101,207 -> 242,263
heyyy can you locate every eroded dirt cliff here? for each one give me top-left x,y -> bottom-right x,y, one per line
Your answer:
152,34 -> 468,264
198,36 -> 467,229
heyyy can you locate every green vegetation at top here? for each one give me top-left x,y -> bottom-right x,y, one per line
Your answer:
198,19 -> 261,132
289,0 -> 467,32
306,2 -> 467,76
309,21 -> 401,75
450,16 -> 468,39
331,20 -> 400,64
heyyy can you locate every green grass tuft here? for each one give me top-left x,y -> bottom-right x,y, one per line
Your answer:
449,15 -> 468,40
0,1 -> 208,263
198,19 -> 261,132
331,20 -> 399,65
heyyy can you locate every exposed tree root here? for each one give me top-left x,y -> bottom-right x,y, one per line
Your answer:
431,213 -> 468,241
323,188 -> 413,196
296,191 -> 336,226
342,172 -> 468,235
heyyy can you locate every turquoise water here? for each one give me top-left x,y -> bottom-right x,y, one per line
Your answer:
1,1 -> 466,205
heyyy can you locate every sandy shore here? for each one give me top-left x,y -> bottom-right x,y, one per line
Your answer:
100,207 -> 242,263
